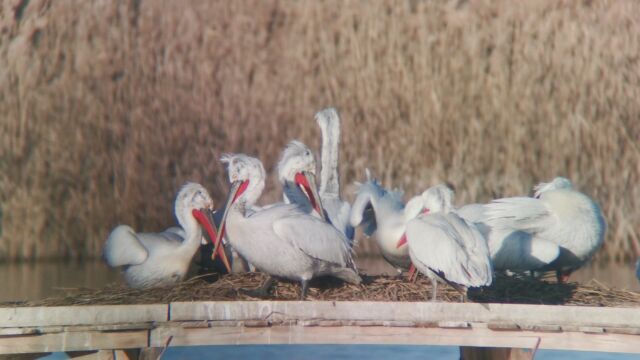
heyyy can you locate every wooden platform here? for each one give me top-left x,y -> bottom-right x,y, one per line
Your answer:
1,301 -> 639,355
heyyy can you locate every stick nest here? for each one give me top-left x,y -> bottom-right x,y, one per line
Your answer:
5,272 -> 640,308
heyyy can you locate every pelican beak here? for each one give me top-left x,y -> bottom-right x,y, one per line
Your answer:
192,208 -> 231,273
294,171 -> 326,221
396,233 -> 408,249
212,180 -> 249,270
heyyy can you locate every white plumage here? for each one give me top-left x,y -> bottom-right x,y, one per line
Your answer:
103,183 -> 222,288
349,169 -> 420,271
315,108 -> 355,245
402,184 -> 493,301
214,154 -> 361,299
482,177 -> 606,281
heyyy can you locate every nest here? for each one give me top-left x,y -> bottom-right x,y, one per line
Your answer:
5,272 -> 640,308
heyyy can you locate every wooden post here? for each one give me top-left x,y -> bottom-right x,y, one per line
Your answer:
460,347 -> 532,360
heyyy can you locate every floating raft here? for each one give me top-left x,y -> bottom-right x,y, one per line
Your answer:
2,301 -> 640,355
1,274 -> 640,356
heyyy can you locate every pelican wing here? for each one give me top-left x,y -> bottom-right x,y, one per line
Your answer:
407,213 -> 492,287
273,214 -> 354,269
103,225 -> 148,267
484,197 -> 555,232
489,229 -> 560,270
457,203 -> 487,223
323,196 -> 355,244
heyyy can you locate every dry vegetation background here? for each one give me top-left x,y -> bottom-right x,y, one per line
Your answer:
0,0 -> 638,262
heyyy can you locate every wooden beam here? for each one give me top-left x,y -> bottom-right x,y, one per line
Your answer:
169,301 -> 640,329
0,305 -> 168,328
149,324 -> 640,353
0,330 -> 149,354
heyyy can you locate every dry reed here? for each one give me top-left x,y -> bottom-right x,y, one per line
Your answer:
0,0 -> 638,261
8,272 -> 640,308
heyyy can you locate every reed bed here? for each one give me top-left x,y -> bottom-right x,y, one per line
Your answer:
8,272 -> 640,308
1,0 -> 638,261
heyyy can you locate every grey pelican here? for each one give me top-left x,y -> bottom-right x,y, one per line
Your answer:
104,182 -> 230,288
397,184 -> 493,301
213,154 -> 361,299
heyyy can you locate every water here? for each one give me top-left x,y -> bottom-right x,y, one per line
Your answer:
40,345 -> 639,360
0,258 -> 638,302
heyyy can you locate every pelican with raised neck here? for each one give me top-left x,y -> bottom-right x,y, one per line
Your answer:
315,107 -> 355,246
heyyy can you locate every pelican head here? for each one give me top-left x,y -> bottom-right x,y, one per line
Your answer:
212,154 -> 266,264
220,153 -> 266,207
277,140 -> 317,183
175,182 -> 231,272
533,177 -> 574,198
421,183 -> 455,214
277,140 -> 325,220
315,107 -> 341,136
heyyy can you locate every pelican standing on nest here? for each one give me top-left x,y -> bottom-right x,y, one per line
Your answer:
350,170 -> 424,273
104,183 -> 230,288
481,177 -> 606,282
213,154 -> 361,299
397,184 -> 493,301
315,108 -> 355,246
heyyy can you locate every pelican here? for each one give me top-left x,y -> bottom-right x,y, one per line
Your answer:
350,170 -> 424,273
458,203 -> 562,275
315,108 -> 355,246
104,183 -> 230,288
213,154 -> 361,299
397,184 -> 493,301
481,177 -> 606,282
277,140 -> 325,219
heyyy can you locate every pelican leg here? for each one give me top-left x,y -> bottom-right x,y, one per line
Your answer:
300,280 -> 309,300
242,276 -> 275,298
430,278 -> 438,302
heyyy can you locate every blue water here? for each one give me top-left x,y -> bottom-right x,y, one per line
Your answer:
43,345 -> 640,359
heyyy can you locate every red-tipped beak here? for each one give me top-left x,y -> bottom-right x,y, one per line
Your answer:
396,233 -> 408,249
211,180 -> 249,269
294,171 -> 326,221
422,208 -> 430,215
192,208 -> 231,273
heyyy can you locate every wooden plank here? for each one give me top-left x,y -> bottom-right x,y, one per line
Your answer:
149,324 -> 640,353
0,323 -> 153,336
0,330 -> 148,354
0,305 -> 168,328
169,301 -> 640,329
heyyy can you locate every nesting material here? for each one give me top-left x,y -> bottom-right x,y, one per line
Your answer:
4,272 -> 640,308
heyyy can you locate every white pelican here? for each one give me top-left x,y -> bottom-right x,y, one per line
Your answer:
213,154 -> 361,299
315,108 -> 355,246
458,203 -> 561,274
277,140 -> 325,219
482,177 -> 606,282
350,170 -> 424,272
397,184 -> 493,301
104,183 -> 230,288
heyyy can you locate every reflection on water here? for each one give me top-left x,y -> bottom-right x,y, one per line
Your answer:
0,260 -> 122,303
0,258 -> 638,302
